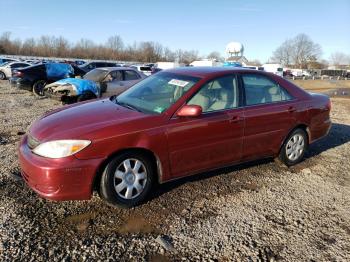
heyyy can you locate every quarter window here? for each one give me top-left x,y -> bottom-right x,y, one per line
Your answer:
242,74 -> 292,105
188,75 -> 239,113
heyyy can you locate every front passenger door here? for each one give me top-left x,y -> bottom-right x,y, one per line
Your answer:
166,74 -> 244,178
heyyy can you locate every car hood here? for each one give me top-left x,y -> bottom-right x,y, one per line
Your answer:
29,98 -> 146,142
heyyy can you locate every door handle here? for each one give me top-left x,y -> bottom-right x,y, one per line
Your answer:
230,115 -> 243,123
288,106 -> 296,113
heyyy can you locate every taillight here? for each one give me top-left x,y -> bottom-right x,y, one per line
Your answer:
15,71 -> 23,77
326,99 -> 331,111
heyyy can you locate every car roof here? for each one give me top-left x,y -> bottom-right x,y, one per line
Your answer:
93,67 -> 137,72
164,66 -> 263,78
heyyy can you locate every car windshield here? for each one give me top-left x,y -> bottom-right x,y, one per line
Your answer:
83,68 -> 109,82
115,72 -> 201,114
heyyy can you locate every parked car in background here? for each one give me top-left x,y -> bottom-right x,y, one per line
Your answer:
19,67 -> 331,208
0,61 -> 31,80
10,63 -> 76,96
44,67 -> 147,103
130,65 -> 152,76
151,67 -> 162,74
0,57 -> 18,66
79,61 -> 120,73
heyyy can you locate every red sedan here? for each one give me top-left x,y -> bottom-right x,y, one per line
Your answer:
18,67 -> 331,208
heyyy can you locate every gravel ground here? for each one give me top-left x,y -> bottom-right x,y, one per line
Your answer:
0,80 -> 349,261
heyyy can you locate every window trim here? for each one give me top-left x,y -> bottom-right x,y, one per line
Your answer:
239,73 -> 295,107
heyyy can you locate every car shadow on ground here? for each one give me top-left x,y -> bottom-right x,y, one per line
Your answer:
149,123 -> 350,202
305,123 -> 350,158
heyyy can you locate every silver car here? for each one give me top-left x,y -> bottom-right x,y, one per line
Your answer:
84,67 -> 147,97
0,61 -> 31,80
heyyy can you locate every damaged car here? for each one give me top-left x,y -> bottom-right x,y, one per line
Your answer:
44,67 -> 147,103
10,63 -> 78,96
44,78 -> 100,103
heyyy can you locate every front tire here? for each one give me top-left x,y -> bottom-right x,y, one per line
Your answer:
99,152 -> 155,208
77,91 -> 96,102
278,128 -> 308,166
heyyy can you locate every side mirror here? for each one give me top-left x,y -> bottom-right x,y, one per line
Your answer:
176,105 -> 202,117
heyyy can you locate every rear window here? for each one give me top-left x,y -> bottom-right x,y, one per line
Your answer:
140,66 -> 152,71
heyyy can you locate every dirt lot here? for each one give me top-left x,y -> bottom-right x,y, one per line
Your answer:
0,80 -> 349,261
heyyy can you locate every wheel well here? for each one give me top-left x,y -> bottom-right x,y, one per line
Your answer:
92,148 -> 160,193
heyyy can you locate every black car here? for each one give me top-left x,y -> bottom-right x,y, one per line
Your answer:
10,63 -> 81,96
79,61 -> 120,73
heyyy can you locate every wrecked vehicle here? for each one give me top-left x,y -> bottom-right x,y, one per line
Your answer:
10,63 -> 79,96
44,67 -> 147,103
44,78 -> 100,103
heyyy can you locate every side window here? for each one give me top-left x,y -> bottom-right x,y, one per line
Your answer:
11,63 -> 27,68
188,75 -> 238,113
87,63 -> 95,69
242,74 -> 292,105
124,70 -> 141,80
110,70 -> 123,81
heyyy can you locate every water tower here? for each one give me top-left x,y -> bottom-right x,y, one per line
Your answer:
226,42 -> 244,59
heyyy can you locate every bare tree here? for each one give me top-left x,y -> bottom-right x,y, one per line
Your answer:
106,35 -> 124,59
22,38 -> 36,56
271,38 -> 294,66
329,52 -> 350,66
207,51 -> 222,61
0,31 -> 12,54
54,36 -> 70,57
163,47 -> 175,61
272,34 -> 322,68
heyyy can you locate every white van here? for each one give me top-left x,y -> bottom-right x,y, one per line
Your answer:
262,63 -> 283,77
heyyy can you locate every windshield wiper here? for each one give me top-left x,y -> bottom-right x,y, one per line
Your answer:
115,99 -> 143,113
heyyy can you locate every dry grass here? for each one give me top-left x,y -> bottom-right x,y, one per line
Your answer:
292,80 -> 350,91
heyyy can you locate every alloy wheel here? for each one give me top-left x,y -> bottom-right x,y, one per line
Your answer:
286,134 -> 305,161
113,158 -> 147,199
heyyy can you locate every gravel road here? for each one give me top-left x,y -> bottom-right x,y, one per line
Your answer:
0,80 -> 349,261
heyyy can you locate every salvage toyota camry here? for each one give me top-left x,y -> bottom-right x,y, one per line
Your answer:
19,67 -> 331,208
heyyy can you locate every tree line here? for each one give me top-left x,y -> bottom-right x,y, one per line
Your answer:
1,31 -> 348,68
0,32 -> 204,64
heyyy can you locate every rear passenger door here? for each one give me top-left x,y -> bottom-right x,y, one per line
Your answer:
123,70 -> 142,87
241,73 -> 297,160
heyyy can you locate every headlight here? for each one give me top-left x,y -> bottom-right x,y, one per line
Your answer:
32,140 -> 91,158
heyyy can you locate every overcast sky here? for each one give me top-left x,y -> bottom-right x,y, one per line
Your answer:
1,0 -> 349,62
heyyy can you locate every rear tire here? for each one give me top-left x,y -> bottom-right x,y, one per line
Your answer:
278,128 -> 308,166
32,80 -> 47,96
99,152 -> 155,208
0,71 -> 6,80
77,91 -> 96,102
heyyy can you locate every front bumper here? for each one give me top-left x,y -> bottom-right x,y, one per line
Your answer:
18,135 -> 104,201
